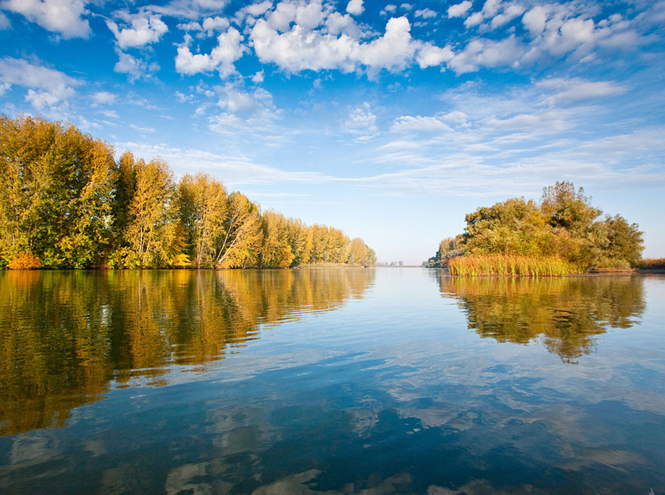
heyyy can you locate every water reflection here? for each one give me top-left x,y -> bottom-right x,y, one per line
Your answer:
435,274 -> 646,363
0,269 -> 375,436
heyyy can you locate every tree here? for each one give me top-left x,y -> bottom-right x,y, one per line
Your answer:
124,158 -> 183,267
177,173 -> 228,268
0,115 -> 116,268
216,192 -> 262,268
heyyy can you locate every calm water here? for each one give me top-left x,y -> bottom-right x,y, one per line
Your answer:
1,269 -> 664,494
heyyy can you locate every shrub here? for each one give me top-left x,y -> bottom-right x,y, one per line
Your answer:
7,253 -> 43,270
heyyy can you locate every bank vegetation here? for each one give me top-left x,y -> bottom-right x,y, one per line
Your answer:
429,182 -> 644,276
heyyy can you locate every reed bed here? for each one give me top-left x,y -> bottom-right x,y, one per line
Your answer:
637,258 -> 665,270
448,255 -> 582,277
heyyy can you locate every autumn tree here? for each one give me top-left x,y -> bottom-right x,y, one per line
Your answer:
216,192 -> 262,268
177,173 -> 228,268
0,115 -> 115,268
123,158 -> 183,267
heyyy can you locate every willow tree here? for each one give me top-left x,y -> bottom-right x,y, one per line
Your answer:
0,115 -> 115,268
178,173 -> 228,268
123,158 -> 183,267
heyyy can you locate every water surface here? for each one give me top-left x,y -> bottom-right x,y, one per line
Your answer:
0,269 -> 663,494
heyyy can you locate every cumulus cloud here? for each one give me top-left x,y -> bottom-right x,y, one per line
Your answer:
416,44 -> 454,68
448,1 -> 472,18
202,16 -> 229,35
0,57 -> 79,108
346,0 -> 363,16
3,0 -> 90,38
251,15 -> 423,76
107,13 -> 168,50
175,28 -> 245,78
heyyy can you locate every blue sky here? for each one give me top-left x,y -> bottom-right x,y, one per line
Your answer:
0,0 -> 664,264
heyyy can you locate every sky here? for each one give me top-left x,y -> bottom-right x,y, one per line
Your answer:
0,0 -> 664,264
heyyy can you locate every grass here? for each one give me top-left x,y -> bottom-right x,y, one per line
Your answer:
448,255 -> 583,277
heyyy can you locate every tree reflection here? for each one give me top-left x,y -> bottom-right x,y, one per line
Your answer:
0,269 -> 375,436
435,274 -> 645,363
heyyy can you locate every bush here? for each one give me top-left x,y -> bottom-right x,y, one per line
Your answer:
7,253 -> 43,270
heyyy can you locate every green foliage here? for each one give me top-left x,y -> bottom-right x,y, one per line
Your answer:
432,182 -> 644,274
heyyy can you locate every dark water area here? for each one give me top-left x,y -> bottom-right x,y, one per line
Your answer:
0,268 -> 663,494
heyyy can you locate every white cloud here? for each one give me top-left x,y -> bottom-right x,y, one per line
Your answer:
354,17 -> 418,75
0,82 -> 10,96
490,4 -> 525,30
107,13 -> 168,50
391,115 -> 453,133
252,70 -> 265,83
265,1 -> 297,31
175,28 -> 245,78
250,19 -> 357,72
202,16 -> 229,35
130,124 -> 156,133
448,1 -> 472,18
464,11 -> 484,28
522,5 -> 549,36
0,12 -> 10,29
448,35 -> 525,74
325,12 -> 362,37
2,0 -> 90,38
344,102 -> 378,140
177,21 -> 203,31
242,1 -> 273,18
295,1 -> 328,29
416,43 -> 454,68
0,57 -> 79,109
415,9 -> 437,19
91,91 -> 116,106
148,0 -> 230,20
346,0 -> 363,16
116,142 -> 328,186
538,78 -> 627,106
207,84 -> 279,135
113,50 -> 153,81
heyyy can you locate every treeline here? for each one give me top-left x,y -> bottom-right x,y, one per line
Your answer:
429,182 -> 644,274
0,115 -> 376,269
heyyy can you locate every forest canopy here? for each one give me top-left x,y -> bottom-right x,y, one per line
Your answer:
0,115 -> 376,269
429,182 -> 644,273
